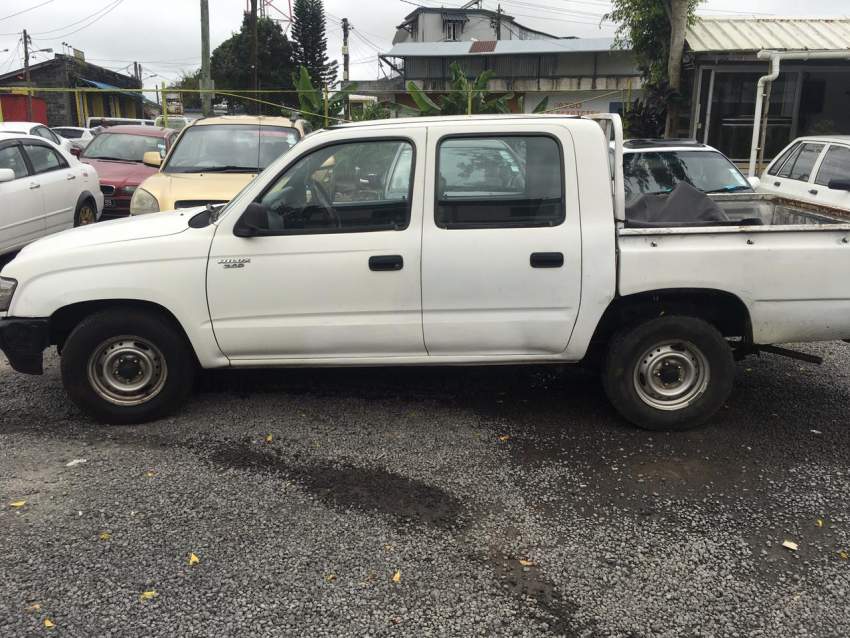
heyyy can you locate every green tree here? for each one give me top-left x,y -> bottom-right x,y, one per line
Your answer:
211,13 -> 296,114
168,69 -> 202,111
291,0 -> 338,88
291,65 -> 355,129
605,0 -> 700,136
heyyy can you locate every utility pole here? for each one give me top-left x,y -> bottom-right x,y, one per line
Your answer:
495,4 -> 502,40
200,0 -> 212,116
341,18 -> 350,119
23,29 -> 32,120
250,0 -> 258,115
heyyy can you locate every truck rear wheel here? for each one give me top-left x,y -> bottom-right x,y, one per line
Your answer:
61,309 -> 195,424
603,316 -> 734,431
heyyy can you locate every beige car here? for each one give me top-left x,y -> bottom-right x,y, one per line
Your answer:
130,115 -> 310,214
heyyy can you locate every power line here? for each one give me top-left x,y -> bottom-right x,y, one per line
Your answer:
0,0 -> 54,23
30,0 -> 125,38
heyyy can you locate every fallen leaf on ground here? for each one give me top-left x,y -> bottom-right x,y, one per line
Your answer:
144,471 -> 156,478
265,434 -> 273,443
43,619 -> 55,629
384,544 -> 393,552
518,559 -> 535,567
9,500 -> 26,508
392,570 -> 401,583
188,553 -> 200,566
65,459 -> 87,467
782,540 -> 799,551
816,519 -> 825,528
139,590 -> 158,602
324,573 -> 336,582
498,435 -> 510,442
26,603 -> 41,612
839,550 -> 848,560
98,531 -> 112,541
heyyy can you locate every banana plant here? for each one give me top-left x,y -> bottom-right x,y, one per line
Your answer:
291,66 -> 357,129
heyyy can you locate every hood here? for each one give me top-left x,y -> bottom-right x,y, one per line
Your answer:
83,158 -> 157,187
139,171 -> 256,211
15,209 -> 199,261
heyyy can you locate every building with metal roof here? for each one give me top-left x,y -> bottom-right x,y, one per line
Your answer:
686,17 -> 850,53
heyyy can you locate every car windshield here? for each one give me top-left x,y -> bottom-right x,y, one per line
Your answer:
164,124 -> 299,173
623,150 -> 752,204
83,133 -> 166,162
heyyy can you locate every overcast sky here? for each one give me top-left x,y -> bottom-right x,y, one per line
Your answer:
1,0 -> 848,86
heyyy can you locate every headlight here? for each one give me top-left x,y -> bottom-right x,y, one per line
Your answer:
130,188 -> 159,215
0,277 -> 17,312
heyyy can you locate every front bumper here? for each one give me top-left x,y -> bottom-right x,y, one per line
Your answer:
0,318 -> 49,374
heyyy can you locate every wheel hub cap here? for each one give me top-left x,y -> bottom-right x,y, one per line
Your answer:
634,341 -> 710,411
87,337 -> 168,406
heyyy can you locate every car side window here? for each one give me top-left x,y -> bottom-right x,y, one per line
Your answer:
780,143 -> 824,182
0,145 -> 29,179
23,143 -> 67,174
767,142 -> 800,176
34,126 -> 58,144
814,145 -> 850,187
256,139 -> 414,234
435,135 -> 564,229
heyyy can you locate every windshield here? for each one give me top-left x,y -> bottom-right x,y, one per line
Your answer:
164,124 -> 299,173
623,150 -> 751,204
83,133 -> 166,162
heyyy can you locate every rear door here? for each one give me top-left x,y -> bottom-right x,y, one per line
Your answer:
0,141 -> 43,253
421,122 -> 582,356
21,141 -> 77,234
763,141 -> 825,204
812,143 -> 850,210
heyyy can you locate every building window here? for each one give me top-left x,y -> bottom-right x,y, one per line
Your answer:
444,21 -> 460,41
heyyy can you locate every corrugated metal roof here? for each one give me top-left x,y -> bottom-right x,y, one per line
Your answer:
384,37 -> 617,58
687,17 -> 850,53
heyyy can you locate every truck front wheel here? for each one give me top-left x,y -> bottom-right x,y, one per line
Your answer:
61,309 -> 195,424
603,316 -> 734,431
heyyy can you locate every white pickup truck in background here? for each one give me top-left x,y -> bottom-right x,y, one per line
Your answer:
1,113 -> 849,430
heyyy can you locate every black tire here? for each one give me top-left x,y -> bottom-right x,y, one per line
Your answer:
602,315 -> 734,431
61,309 -> 195,424
74,197 -> 97,227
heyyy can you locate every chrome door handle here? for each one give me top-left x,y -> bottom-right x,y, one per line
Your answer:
66,174 -> 76,180
28,182 -> 40,190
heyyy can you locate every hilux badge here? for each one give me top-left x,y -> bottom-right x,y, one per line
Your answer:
218,258 -> 250,269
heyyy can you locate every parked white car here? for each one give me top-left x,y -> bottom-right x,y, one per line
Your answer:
1,115 -> 850,432
758,136 -> 850,211
0,121 -> 74,155
52,126 -> 95,154
0,132 -> 103,255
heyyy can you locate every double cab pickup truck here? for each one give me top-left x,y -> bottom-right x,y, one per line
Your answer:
1,114 -> 849,430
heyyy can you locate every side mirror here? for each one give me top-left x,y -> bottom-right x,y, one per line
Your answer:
70,146 -> 81,158
233,202 -> 270,237
142,151 -> 162,168
0,168 -> 15,183
827,179 -> 850,191
746,176 -> 761,190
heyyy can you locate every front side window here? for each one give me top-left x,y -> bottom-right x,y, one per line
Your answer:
436,136 -> 563,229
780,143 -> 824,181
254,139 -> 414,234
623,150 -> 751,204
83,133 -> 166,162
814,145 -> 850,187
0,145 -> 29,179
165,124 -> 300,173
23,143 -> 66,173
34,126 -> 59,144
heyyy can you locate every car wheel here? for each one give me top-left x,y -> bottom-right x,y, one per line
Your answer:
603,315 -> 734,431
61,309 -> 195,424
74,198 -> 97,226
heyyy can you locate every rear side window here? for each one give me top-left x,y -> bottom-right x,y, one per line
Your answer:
436,135 -> 564,229
767,142 -> 800,176
814,145 -> 850,186
23,143 -> 67,173
0,145 -> 29,179
779,143 -> 824,181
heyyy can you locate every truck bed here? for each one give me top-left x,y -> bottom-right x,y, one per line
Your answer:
617,193 -> 850,345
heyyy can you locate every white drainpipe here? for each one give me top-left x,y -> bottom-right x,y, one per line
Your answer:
748,49 -> 850,177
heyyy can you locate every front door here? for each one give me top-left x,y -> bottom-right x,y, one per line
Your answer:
812,143 -> 850,209
207,132 -> 426,361
421,124 -> 582,356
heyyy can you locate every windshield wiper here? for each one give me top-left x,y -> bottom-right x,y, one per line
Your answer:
88,156 -> 134,162
193,165 -> 257,173
703,185 -> 752,194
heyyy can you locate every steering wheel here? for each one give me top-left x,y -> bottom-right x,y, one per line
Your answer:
309,177 -> 341,228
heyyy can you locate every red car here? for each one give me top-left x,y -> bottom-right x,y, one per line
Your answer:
80,125 -> 177,220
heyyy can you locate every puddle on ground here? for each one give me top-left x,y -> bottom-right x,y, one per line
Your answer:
208,440 -> 466,530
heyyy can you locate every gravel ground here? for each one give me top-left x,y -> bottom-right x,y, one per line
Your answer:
1,341 -> 850,637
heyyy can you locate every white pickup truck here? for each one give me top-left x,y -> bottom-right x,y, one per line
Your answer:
1,114 -> 849,431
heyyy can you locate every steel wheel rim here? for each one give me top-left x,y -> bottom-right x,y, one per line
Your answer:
87,336 -> 168,406
78,204 -> 96,225
633,340 -> 709,411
